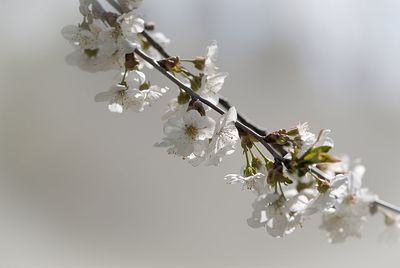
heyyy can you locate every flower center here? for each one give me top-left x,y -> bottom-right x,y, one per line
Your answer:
345,194 -> 357,205
185,125 -> 198,139
84,48 -> 99,58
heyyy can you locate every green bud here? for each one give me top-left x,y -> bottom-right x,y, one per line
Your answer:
265,130 -> 290,145
194,56 -> 206,71
286,127 -> 299,136
177,91 -> 190,104
139,81 -> 151,91
159,57 -> 181,73
190,75 -> 203,91
244,166 -> 257,177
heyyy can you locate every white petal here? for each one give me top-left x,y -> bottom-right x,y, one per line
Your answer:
108,103 -> 124,113
61,25 -> 79,43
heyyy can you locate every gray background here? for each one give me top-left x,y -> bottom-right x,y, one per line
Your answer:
1,0 -> 400,267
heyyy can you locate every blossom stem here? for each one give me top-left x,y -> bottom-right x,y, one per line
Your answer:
244,149 -> 251,168
253,143 -> 271,164
249,147 -> 256,161
120,68 -> 128,85
278,182 -> 286,200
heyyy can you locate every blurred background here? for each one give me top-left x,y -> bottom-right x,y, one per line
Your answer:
1,0 -> 400,267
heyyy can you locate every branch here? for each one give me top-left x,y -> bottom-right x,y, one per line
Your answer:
94,0 -> 400,215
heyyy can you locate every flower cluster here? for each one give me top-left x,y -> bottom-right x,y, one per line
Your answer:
62,0 -> 169,113
63,0 -> 400,243
225,124 -> 382,241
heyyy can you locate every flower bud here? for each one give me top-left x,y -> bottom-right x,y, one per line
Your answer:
158,57 -> 181,73
190,75 -> 203,91
194,56 -> 206,71
188,99 -> 206,116
139,81 -> 151,91
144,21 -> 155,31
244,166 -> 257,177
265,130 -> 290,145
125,53 -> 139,70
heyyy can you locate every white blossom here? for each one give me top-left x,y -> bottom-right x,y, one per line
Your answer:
95,70 -> 167,113
117,11 -> 145,42
320,207 -> 365,243
62,25 -> 97,49
317,154 -> 351,179
320,165 -> 377,243
63,21 -> 122,72
247,193 -> 310,237
305,174 -> 348,216
204,40 -> 219,76
98,25 -> 138,68
156,110 -> 216,158
140,85 -> 169,107
115,69 -> 146,85
191,107 -> 239,166
225,173 -> 267,195
201,72 -> 229,105
161,98 -> 189,120
94,84 -> 144,113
